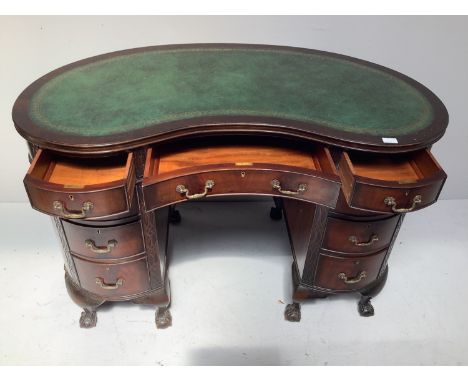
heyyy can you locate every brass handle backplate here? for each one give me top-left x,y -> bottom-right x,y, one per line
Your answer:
53,200 -> 93,218
384,195 -> 422,213
271,179 -> 307,195
95,277 -> 124,290
176,180 -> 215,200
349,234 -> 379,247
85,239 -> 117,254
338,271 -> 367,284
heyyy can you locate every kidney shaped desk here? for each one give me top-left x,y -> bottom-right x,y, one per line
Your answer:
12,44 -> 448,329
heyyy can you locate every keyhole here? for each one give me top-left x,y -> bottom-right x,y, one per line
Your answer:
69,195 -> 74,201
241,171 -> 246,178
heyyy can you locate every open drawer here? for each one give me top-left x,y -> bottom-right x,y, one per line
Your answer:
338,149 -> 446,214
142,140 -> 342,211
24,149 -> 136,219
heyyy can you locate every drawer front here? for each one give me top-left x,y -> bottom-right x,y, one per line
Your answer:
25,185 -> 133,219
24,149 -> 136,219
143,168 -> 341,211
322,215 -> 399,254
66,192 -> 140,222
73,256 -> 150,298
339,149 -> 446,214
348,180 -> 445,214
63,220 -> 144,261
315,250 -> 387,291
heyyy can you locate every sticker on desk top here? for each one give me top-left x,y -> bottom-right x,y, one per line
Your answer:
382,137 -> 398,144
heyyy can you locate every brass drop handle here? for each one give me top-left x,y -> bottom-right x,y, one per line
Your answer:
349,234 -> 379,247
338,271 -> 367,284
176,180 -> 215,200
271,179 -> 308,195
85,239 -> 117,254
384,195 -> 422,213
95,277 -> 124,290
53,200 -> 93,218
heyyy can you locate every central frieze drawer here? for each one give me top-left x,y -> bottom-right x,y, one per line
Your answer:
142,141 -> 341,211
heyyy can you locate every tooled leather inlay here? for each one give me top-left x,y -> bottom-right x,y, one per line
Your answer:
28,47 -> 434,138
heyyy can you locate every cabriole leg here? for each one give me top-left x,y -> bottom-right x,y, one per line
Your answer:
357,266 -> 389,317
284,302 -> 301,322
64,272 -> 105,329
80,308 -> 98,328
358,296 -> 374,317
132,278 -> 172,329
169,205 -> 181,224
270,197 -> 283,220
155,306 -> 172,329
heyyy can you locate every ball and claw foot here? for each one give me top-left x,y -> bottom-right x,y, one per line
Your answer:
358,296 -> 375,317
155,307 -> 172,329
79,309 -> 97,328
284,302 -> 301,322
270,206 -> 282,220
169,209 -> 181,224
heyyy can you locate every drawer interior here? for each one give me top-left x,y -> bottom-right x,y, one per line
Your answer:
343,149 -> 442,184
144,138 -> 337,177
29,149 -> 132,188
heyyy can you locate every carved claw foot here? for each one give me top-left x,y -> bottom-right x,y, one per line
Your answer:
358,296 -> 375,317
155,307 -> 172,329
79,308 -> 97,328
270,206 -> 282,220
169,209 -> 181,224
284,302 -> 301,322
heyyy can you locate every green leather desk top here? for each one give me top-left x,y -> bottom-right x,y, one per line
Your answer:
13,44 -> 448,153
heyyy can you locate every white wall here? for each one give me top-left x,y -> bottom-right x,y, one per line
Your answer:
1,16 -> 467,201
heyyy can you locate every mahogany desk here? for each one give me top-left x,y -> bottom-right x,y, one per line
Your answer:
12,44 -> 448,329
